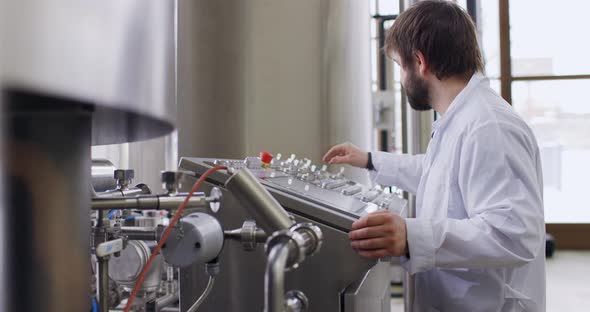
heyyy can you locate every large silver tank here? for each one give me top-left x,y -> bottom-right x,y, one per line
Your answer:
0,0 -> 176,145
0,1 -> 176,312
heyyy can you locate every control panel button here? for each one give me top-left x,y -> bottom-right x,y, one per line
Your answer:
341,184 -> 362,196
321,179 -> 348,189
358,190 -> 381,202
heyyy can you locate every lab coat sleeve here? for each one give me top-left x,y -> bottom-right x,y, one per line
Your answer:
369,151 -> 425,194
400,123 -> 544,274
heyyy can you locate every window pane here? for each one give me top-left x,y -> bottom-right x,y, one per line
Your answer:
480,0 -> 500,78
513,80 -> 590,223
510,1 -> 590,76
377,0 -> 399,15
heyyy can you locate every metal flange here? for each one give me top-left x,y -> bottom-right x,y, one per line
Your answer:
265,230 -> 306,271
289,223 -> 323,258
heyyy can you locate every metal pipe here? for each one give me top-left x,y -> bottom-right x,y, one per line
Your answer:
98,257 -> 110,312
225,168 -> 294,234
154,292 -> 179,312
265,243 -> 290,312
186,276 -> 215,312
91,195 -> 214,211
224,228 -> 267,243
92,159 -> 118,192
120,227 -> 159,241
96,185 -> 151,198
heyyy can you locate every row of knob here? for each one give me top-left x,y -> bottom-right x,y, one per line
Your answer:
249,154 -> 389,204
229,154 -> 396,210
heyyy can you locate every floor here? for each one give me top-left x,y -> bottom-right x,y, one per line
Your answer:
391,251 -> 590,311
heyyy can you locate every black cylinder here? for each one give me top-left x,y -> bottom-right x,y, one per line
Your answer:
2,90 -> 92,312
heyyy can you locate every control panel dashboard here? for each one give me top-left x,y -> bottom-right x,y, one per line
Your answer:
180,154 -> 407,231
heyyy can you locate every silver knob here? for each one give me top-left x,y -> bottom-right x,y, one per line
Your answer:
161,171 -> 184,194
114,169 -> 134,190
285,290 -> 309,312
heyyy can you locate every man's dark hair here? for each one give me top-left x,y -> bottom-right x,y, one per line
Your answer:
384,0 -> 484,80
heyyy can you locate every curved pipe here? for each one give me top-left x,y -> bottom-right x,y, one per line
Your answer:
187,276 -> 215,312
225,168 -> 294,234
265,243 -> 291,312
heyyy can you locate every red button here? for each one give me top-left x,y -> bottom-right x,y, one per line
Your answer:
260,151 -> 273,164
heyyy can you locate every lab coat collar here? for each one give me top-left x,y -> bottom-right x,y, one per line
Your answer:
431,72 -> 487,134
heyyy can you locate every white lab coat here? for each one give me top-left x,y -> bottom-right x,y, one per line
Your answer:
371,73 -> 546,311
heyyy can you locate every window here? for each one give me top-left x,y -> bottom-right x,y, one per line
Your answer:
505,0 -> 590,223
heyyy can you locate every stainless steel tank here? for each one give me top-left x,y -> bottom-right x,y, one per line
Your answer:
0,0 -> 176,145
0,1 -> 176,312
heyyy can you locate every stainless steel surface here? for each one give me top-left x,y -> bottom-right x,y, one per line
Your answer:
343,261 -> 392,312
179,157 -> 397,312
265,230 -> 307,272
96,185 -> 152,198
224,220 -> 268,251
120,227 -> 160,241
263,224 -> 321,312
3,105 -> 91,312
92,159 -> 119,192
161,213 -> 224,267
0,0 -> 176,145
285,290 -> 308,312
98,257 -> 110,312
265,244 -> 291,312
109,240 -> 163,295
289,223 -> 323,258
91,195 -> 213,211
182,157 -> 407,231
225,168 -> 295,234
154,292 -> 179,312
264,243 -> 290,312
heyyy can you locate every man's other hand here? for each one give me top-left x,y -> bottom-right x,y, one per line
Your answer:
349,211 -> 408,258
322,142 -> 368,168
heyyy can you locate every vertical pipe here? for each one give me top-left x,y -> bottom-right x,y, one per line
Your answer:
499,0 -> 512,104
0,85 -> 5,312
265,244 -> 290,312
165,0 -> 179,172
98,257 -> 110,312
3,90 -> 92,312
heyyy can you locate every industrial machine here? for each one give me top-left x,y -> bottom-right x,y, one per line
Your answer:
177,155 -> 407,312
87,153 -> 406,312
1,1 -> 407,310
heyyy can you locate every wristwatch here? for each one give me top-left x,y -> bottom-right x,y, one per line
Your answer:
366,152 -> 375,171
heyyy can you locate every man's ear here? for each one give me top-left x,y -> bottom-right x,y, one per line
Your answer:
414,51 -> 428,76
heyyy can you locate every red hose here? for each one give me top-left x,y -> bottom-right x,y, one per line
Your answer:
123,165 -> 227,312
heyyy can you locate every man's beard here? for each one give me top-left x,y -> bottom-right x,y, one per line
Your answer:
405,69 -> 432,111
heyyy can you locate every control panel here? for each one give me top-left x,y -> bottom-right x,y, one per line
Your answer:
180,153 -> 407,231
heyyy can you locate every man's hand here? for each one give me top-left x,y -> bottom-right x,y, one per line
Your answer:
322,142 -> 368,168
349,211 -> 408,258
